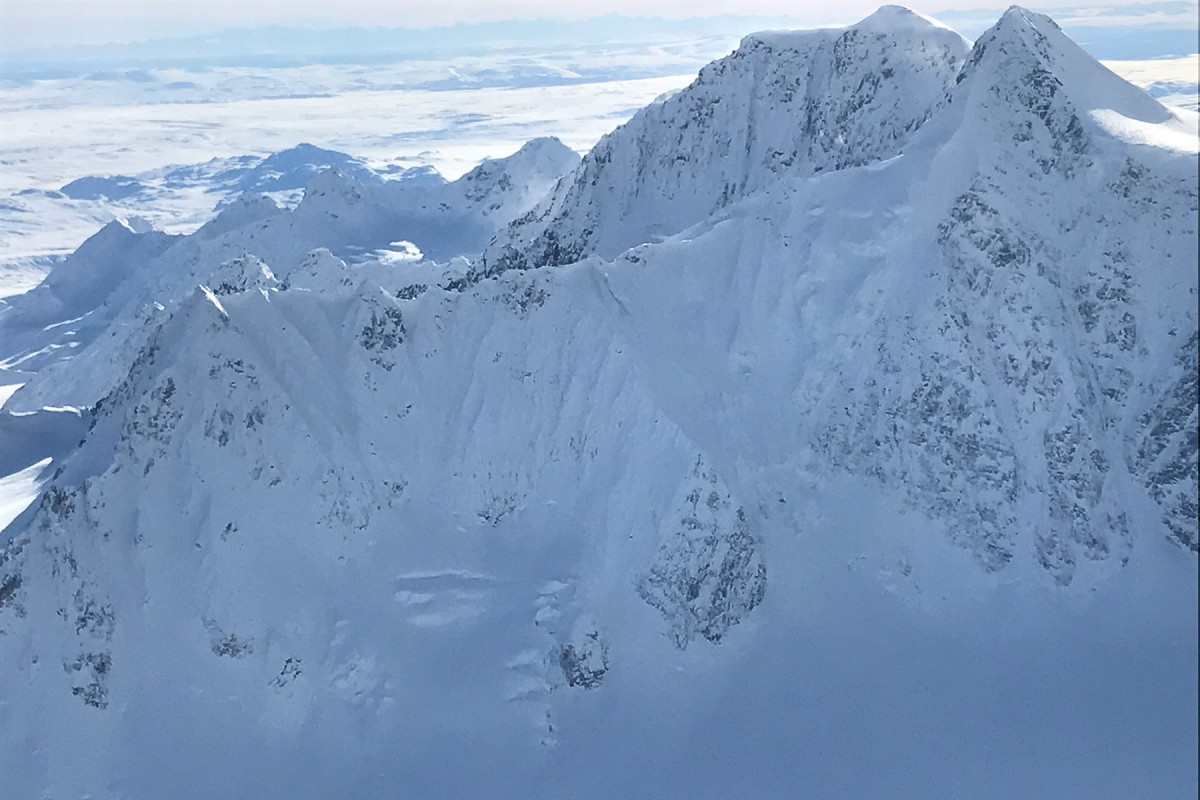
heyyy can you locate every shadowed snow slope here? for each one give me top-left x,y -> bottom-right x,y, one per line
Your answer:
0,137 -> 579,412
0,7 -> 1196,799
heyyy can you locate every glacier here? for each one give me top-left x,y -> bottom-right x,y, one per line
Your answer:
0,6 -> 1196,798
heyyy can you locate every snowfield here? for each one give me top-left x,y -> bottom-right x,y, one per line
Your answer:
0,6 -> 1196,799
1104,54 -> 1200,111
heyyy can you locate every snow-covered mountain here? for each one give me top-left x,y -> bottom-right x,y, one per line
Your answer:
57,142 -> 393,204
0,136 -> 579,411
479,6 -> 968,276
0,144 -> 438,275
0,7 -> 1196,798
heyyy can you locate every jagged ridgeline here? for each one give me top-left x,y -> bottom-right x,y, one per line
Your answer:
0,6 -> 1196,797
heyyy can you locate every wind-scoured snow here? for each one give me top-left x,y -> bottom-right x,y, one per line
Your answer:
0,7 -> 1196,798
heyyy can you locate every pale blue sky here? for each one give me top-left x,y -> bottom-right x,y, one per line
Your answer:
1,0 -> 1196,49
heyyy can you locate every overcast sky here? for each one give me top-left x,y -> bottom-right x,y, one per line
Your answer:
1,0 -> 1195,49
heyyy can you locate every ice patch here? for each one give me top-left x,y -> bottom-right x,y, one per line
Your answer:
407,606 -> 487,628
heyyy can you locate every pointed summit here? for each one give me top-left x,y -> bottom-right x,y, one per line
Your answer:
510,136 -> 578,165
941,5 -> 1187,171
995,5 -> 1059,35
483,10 -> 969,274
458,136 -> 581,220
853,5 -> 957,34
959,5 -> 1171,127
742,5 -> 961,51
963,5 -> 1075,69
467,136 -> 578,176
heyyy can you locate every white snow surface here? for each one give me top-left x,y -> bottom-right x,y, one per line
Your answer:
0,23 -> 1190,277
0,457 -> 50,531
0,7 -> 1197,798
0,137 -> 579,412
483,7 -> 970,269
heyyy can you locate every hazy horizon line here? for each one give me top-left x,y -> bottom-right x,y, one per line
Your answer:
2,3 -> 1195,68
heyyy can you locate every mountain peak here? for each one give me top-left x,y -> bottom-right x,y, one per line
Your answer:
261,142 -> 356,171
483,9 -> 968,272
80,216 -> 157,244
953,4 -> 1175,139
471,136 -> 580,179
301,168 -> 364,204
744,5 -> 959,50
961,6 -> 1069,70
969,6 -> 1070,56
854,5 -> 956,34
64,215 -> 165,267
997,5 -> 1057,32
114,215 -> 156,235
199,193 -> 283,239
516,136 -> 572,157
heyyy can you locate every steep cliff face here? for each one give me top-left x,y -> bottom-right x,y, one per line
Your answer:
823,8 -> 1200,581
1132,330 -> 1199,550
0,7 -> 1196,798
479,6 -> 968,275
0,262 -> 763,796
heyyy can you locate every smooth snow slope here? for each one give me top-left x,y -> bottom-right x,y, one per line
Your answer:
0,7 -> 1196,798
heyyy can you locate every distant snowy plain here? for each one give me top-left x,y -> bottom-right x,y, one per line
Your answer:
0,31 -> 1195,288
0,37 -> 731,281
